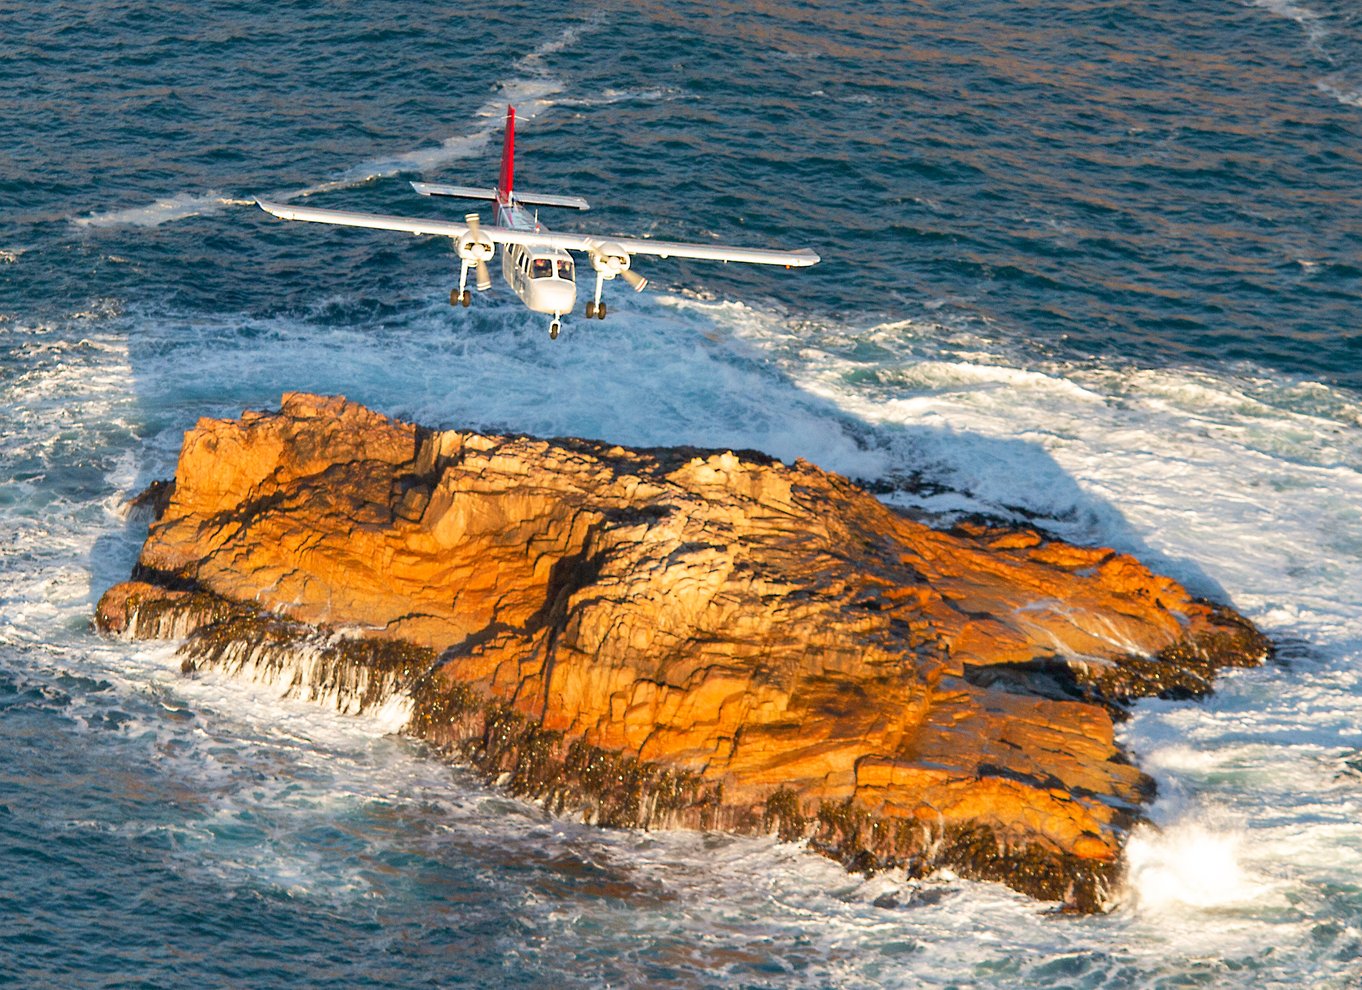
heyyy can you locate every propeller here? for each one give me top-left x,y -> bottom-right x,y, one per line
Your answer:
621,268 -> 647,292
457,213 -> 494,291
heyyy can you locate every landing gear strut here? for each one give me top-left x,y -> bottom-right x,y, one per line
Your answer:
588,271 -> 609,320
452,260 -> 473,307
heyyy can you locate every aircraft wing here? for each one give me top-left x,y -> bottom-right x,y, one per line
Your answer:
483,228 -> 821,267
257,200 -> 473,238
257,200 -> 820,266
578,233 -> 819,267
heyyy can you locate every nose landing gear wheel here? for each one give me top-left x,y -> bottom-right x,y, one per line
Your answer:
549,320 -> 560,340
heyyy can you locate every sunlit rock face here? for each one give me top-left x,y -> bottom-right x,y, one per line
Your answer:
97,392 -> 1268,911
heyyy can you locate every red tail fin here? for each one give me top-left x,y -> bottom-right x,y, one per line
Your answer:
497,106 -> 515,204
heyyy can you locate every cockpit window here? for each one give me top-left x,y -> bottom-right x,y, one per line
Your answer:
556,259 -> 573,278
532,258 -> 553,278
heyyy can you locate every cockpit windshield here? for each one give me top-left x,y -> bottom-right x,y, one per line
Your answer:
531,258 -> 553,279
556,259 -> 573,278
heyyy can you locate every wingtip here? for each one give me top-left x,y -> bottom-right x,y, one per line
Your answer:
255,199 -> 290,221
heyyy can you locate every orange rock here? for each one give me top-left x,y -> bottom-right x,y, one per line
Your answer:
97,392 -> 1268,911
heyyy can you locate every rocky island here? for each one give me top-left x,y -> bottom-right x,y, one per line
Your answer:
96,392 -> 1268,911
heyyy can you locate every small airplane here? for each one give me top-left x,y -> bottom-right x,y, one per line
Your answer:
257,106 -> 820,339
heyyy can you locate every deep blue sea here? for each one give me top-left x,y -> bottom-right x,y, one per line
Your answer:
3,1 -> 1362,986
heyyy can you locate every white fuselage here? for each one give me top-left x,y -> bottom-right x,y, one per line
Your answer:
496,200 -> 577,317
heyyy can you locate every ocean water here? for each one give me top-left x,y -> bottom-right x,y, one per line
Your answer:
2,0 -> 1361,985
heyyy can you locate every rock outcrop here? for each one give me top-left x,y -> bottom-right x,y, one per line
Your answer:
96,393 -> 1268,910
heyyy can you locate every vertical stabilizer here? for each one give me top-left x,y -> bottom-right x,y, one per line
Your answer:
497,106 -> 515,204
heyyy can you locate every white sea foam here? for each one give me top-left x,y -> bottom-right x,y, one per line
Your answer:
1125,823 -> 1277,912
1317,76 -> 1362,107
6,278 -> 1362,983
71,192 -> 253,229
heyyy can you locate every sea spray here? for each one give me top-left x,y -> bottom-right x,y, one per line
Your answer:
1124,822 -> 1278,912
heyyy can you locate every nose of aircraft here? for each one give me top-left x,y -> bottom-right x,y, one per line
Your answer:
542,279 -> 574,313
537,279 -> 577,315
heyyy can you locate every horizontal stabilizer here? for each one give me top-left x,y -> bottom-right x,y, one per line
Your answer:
508,190 -> 590,211
409,182 -> 499,201
411,181 -> 589,211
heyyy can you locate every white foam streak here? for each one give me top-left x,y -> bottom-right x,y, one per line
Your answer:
1317,76 -> 1362,108
68,20 -> 588,229
1245,0 -> 1329,46
71,192 -> 254,229
277,78 -> 564,201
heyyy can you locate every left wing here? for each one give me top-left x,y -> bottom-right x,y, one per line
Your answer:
257,200 -> 472,238
256,200 -> 820,266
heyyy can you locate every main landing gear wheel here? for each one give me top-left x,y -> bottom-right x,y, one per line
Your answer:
596,301 -> 607,320
450,288 -> 472,307
461,289 -> 471,307
585,302 -> 596,319
549,320 -> 561,340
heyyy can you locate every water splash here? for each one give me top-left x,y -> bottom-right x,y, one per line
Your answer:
1125,823 -> 1274,912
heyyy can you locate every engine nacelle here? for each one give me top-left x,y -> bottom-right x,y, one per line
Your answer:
589,241 -> 631,277
456,230 -> 494,264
